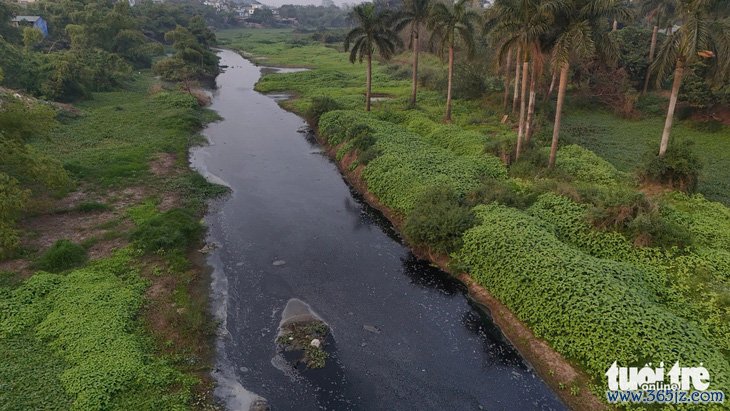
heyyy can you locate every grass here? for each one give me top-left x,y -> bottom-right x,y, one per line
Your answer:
1,73 -> 226,408
33,74 -> 217,188
561,109 -> 730,205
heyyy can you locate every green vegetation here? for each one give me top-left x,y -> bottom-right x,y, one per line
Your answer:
35,240 -> 87,273
1,21 -> 224,411
223,25 -> 730,404
132,209 -> 202,254
561,109 -> 730,204
277,321 -> 330,369
0,250 -> 196,410
0,77 -> 225,408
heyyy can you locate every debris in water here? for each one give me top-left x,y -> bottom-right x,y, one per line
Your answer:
249,398 -> 271,411
363,324 -> 381,334
276,298 -> 330,369
199,242 -> 219,253
272,259 -> 286,266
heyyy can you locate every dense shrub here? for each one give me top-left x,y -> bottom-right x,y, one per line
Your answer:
466,178 -> 539,209
615,26 -> 655,87
425,125 -> 487,157
151,91 -> 198,109
319,110 -> 507,213
305,96 -> 341,125
635,94 -> 666,116
35,240 -> 88,273
131,208 -> 201,253
553,145 -> 623,185
403,185 -> 474,254
640,140 -> 702,192
456,203 -> 730,394
0,250 -> 195,410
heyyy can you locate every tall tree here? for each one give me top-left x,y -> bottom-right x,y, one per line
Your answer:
548,0 -> 630,168
427,0 -> 481,122
490,0 -> 558,158
650,0 -> 730,157
641,0 -> 677,94
344,4 -> 401,112
394,0 -> 431,107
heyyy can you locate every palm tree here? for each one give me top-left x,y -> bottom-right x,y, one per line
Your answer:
344,4 -> 401,112
547,0 -> 631,168
490,0 -> 558,158
641,0 -> 677,94
394,0 -> 432,107
650,0 -> 730,157
428,0 -> 481,122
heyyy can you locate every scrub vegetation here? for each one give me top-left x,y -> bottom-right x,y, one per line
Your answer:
219,12 -> 730,404
0,1 -> 227,408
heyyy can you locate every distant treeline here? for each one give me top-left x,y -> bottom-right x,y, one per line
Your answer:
0,0 -> 221,102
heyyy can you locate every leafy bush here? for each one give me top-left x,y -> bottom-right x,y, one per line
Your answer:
35,240 -> 88,273
151,91 -> 198,109
640,140 -> 702,192
467,178 -> 539,209
456,203 -> 730,394
403,185 -> 474,254
425,125 -> 487,157
553,145 -> 623,185
131,209 -> 201,253
635,94 -> 666,116
0,250 -> 195,410
305,96 -> 341,125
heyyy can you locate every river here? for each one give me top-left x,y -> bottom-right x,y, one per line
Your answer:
190,49 -> 565,411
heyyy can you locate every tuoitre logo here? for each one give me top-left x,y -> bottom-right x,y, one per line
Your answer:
606,361 -> 711,391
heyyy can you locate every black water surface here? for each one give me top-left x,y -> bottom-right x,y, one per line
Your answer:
191,49 -> 565,411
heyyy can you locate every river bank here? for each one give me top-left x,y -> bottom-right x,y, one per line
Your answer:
0,77 -> 226,409
322,140 -> 605,411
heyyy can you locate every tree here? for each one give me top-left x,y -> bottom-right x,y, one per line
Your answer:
22,28 -> 44,50
344,4 -> 400,112
489,0 -> 559,158
548,0 -> 630,168
650,0 -> 730,157
641,0 -> 676,94
394,0 -> 431,107
427,0 -> 481,122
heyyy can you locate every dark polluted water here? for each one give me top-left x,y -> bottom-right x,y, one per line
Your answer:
190,49 -> 566,411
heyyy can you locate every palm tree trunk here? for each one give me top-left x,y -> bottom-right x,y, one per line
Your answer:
445,44 -> 454,122
659,60 -> 684,157
549,63 -> 569,169
544,68 -> 557,104
366,52 -> 372,112
410,29 -> 419,107
503,48 -> 513,112
642,25 -> 660,95
512,46 -> 521,114
516,50 -> 529,159
525,61 -> 537,142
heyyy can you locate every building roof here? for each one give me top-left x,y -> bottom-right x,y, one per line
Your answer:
11,16 -> 42,22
